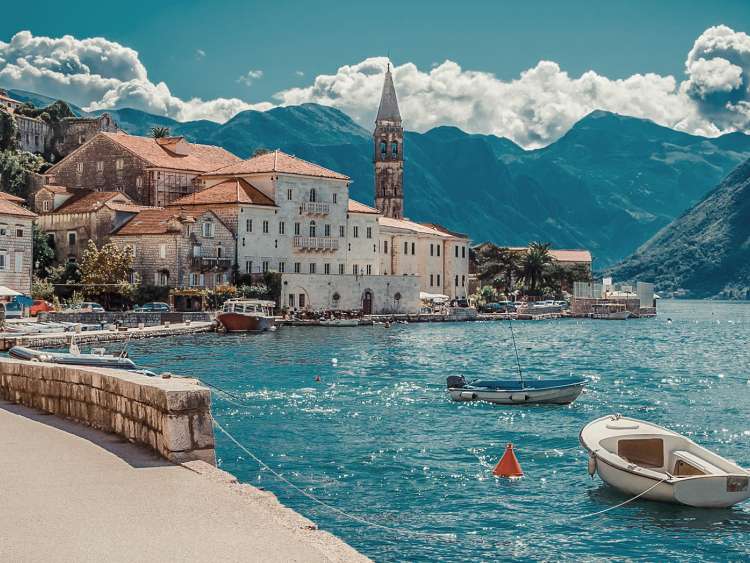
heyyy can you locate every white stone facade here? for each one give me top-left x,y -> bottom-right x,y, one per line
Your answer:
0,215 -> 34,294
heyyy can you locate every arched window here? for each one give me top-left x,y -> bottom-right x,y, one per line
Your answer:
309,220 -> 316,237
380,140 -> 387,155
391,141 -> 398,155
309,188 -> 317,202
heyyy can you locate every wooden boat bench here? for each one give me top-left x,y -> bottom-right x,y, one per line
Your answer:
671,450 -> 724,477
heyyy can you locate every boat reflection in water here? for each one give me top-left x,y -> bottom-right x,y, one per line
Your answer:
217,299 -> 278,333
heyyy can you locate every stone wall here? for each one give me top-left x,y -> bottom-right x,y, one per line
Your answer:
0,216 -> 34,294
0,358 -> 215,464
46,311 -> 214,326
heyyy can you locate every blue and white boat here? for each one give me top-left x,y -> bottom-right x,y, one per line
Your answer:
446,375 -> 586,405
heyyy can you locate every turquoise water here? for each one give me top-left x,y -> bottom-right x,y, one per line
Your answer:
127,301 -> 750,561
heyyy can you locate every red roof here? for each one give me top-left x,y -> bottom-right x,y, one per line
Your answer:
348,199 -> 380,214
203,149 -> 349,180
38,185 -> 71,195
0,191 -> 26,203
112,208 -> 190,236
169,177 -> 275,207
54,191 -> 134,214
0,199 -> 37,218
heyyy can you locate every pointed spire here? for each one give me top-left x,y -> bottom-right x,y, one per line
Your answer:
376,63 -> 401,122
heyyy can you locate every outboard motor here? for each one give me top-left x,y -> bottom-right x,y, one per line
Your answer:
446,375 -> 466,389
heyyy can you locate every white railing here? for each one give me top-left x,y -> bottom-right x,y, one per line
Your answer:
293,236 -> 339,251
301,201 -> 330,215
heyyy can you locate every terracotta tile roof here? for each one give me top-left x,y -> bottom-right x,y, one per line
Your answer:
38,185 -> 71,195
112,208 -> 188,236
169,177 -> 275,207
104,202 -> 150,213
0,199 -> 37,218
348,199 -> 380,214
379,216 -> 460,238
419,222 -> 468,239
203,149 -> 349,180
0,191 -> 26,203
54,191 -> 133,214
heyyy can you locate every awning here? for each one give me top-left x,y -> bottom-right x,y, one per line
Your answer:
420,291 -> 450,303
0,286 -> 22,297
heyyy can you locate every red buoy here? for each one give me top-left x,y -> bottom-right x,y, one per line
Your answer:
315,375 -> 321,382
493,443 -> 524,478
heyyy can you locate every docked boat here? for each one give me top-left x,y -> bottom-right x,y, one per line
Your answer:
319,318 -> 360,327
9,345 -> 138,370
580,414 -> 750,508
217,299 -> 278,332
446,375 -> 586,405
591,302 -> 631,320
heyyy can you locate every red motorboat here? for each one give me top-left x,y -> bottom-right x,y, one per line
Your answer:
217,299 -> 278,333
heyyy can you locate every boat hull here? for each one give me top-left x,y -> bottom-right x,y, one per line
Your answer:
217,313 -> 276,333
448,380 -> 585,405
8,346 -> 137,370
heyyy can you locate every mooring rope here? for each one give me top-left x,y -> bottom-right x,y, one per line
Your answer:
212,417 -> 456,541
563,476 -> 670,522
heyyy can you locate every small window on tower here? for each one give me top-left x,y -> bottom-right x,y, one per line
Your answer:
392,142 -> 398,155
380,141 -> 387,155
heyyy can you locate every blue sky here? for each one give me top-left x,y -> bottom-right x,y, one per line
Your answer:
2,1 -> 750,146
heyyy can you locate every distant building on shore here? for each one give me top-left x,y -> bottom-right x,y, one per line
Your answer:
0,192 -> 36,294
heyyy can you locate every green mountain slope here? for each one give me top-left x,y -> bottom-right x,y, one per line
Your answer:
607,159 -> 750,299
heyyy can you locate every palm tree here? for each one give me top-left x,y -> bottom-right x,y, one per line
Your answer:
521,241 -> 553,294
475,244 -> 519,297
151,126 -> 170,138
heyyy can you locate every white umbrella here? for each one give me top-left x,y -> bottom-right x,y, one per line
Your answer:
0,286 -> 22,297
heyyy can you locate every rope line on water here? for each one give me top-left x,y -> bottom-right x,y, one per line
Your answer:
564,477 -> 669,522
212,417 -> 456,541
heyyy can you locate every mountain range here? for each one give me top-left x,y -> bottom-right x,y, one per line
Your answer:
7,87 -> 750,267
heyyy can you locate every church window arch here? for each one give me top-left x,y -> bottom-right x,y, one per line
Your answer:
391,141 -> 398,155
380,140 -> 387,155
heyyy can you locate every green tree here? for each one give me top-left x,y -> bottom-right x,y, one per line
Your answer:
31,276 -> 54,300
151,126 -> 171,138
32,224 -> 55,278
0,150 -> 46,197
521,241 -> 553,294
476,244 -> 518,296
80,240 -> 134,305
0,109 -> 18,151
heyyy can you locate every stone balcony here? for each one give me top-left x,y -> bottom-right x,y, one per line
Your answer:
300,201 -> 330,215
191,256 -> 232,271
293,236 -> 339,252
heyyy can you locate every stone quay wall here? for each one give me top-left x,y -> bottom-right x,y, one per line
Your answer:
0,358 -> 215,464
45,311 -> 214,327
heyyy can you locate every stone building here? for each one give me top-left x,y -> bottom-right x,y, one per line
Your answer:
0,193 -> 37,294
42,132 -> 240,206
373,65 -> 404,220
111,208 -> 235,289
37,191 -> 145,263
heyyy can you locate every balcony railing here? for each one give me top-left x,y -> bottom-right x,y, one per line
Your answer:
191,256 -> 232,270
293,236 -> 339,252
301,201 -> 330,215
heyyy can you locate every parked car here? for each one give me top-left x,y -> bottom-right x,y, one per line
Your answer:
30,300 -> 54,316
481,301 -> 516,313
1,300 -> 23,319
134,302 -> 171,312
79,302 -> 106,313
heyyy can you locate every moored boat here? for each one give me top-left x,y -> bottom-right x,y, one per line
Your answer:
591,302 -> 631,320
9,345 -> 138,370
446,375 -> 586,405
580,414 -> 750,508
319,318 -> 360,327
217,299 -> 278,333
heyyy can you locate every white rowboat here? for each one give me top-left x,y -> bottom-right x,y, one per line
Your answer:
580,414 -> 750,508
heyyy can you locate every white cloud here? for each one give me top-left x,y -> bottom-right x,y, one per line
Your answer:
0,30 -> 268,122
237,69 -> 263,87
295,70 -> 305,77
195,49 -> 206,60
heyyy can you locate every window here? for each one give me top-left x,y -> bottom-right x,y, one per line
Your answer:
430,274 -> 434,286
299,294 -> 306,308
462,275 -> 465,287
352,264 -> 358,275
0,252 -> 6,270
279,221 -> 285,235
262,220 -> 269,234
201,221 -> 214,238
14,252 -> 22,273
324,224 -> 331,237
294,262 -> 301,273
353,226 -> 359,238
309,188 -> 317,202
392,141 -> 398,155
294,222 -> 301,236
246,219 -> 253,232
338,264 -> 345,275
15,226 -> 23,238
324,263 -> 330,275
437,274 -> 441,286
278,261 -> 285,273
217,246 -> 223,258
404,241 -> 408,254
136,176 -> 143,188
67,232 -> 76,247
193,245 -> 201,257
462,246 -> 466,259
34,134 -> 39,147
0,224 -> 6,236
455,275 -> 459,287
245,260 -> 253,274
332,193 -> 338,204
96,161 -> 104,172
263,261 -> 270,273
380,140 -> 387,155
287,188 -> 293,200
159,244 -> 166,259
116,159 -> 124,170
188,273 -> 197,287
42,200 -> 50,212
411,242 -> 416,255
437,245 -> 440,257
430,244 -> 434,257
455,246 -> 459,258
366,226 -> 372,239
309,221 -> 316,237
309,263 -> 316,274
339,225 -> 345,237
76,162 -> 83,173
366,264 -> 372,275
384,240 -> 388,254
289,293 -> 295,308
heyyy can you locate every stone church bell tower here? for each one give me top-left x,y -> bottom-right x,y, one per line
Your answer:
374,64 -> 404,219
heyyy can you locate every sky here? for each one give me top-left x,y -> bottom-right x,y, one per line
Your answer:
1,0 -> 750,147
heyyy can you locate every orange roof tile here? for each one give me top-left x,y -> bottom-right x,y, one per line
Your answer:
113,208 -> 227,236
54,191 -> 133,214
169,177 -> 275,207
0,191 -> 26,203
379,216 -> 462,238
347,199 -> 380,214
419,222 -> 468,239
203,149 -> 349,180
38,185 -> 71,195
0,199 -> 36,218
105,202 -> 150,213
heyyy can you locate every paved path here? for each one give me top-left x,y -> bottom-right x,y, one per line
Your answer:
0,401 -> 368,563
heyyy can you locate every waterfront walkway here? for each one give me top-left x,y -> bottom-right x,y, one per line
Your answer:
0,401 -> 368,563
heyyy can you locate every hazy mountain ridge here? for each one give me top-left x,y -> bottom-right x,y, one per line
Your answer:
7,87 -> 750,266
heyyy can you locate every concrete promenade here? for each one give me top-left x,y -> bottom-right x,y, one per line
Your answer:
0,401 -> 369,563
